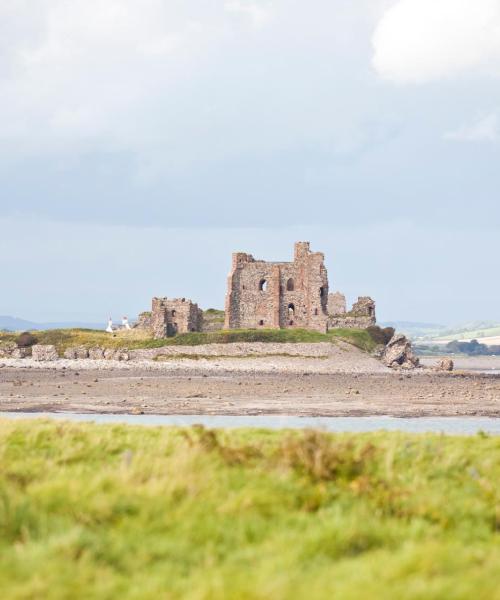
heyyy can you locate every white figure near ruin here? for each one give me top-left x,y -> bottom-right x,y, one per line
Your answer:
122,316 -> 131,330
106,317 -> 113,333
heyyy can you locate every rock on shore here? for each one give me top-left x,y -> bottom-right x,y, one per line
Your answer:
382,334 -> 419,369
436,358 -> 454,372
32,345 -> 58,361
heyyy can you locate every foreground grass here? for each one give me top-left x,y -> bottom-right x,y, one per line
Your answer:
0,327 -> 377,354
0,421 -> 498,599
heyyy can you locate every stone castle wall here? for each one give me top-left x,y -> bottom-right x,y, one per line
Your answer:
136,241 -> 375,338
328,292 -> 347,315
139,297 -> 202,339
224,242 -> 329,333
328,296 -> 376,329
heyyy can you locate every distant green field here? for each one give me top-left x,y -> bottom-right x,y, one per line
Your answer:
433,326 -> 500,342
0,327 -> 377,354
417,321 -> 500,342
0,421 -> 498,599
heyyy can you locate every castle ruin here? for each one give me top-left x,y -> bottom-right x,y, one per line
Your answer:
224,242 -> 376,333
328,295 -> 376,329
137,297 -> 202,339
136,241 -> 375,338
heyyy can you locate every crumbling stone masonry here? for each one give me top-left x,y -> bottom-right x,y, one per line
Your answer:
225,242 -> 376,333
328,292 -> 347,315
140,297 -> 202,339
136,241 -> 375,339
224,242 -> 330,333
328,296 -> 376,329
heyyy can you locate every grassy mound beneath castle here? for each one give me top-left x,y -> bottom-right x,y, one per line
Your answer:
0,420 -> 498,599
0,327 -> 377,355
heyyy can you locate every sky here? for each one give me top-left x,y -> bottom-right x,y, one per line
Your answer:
1,0 -> 499,325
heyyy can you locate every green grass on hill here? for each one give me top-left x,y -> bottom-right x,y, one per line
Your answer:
435,326 -> 500,342
0,327 -> 377,354
0,421 -> 498,599
202,308 -> 225,324
420,321 -> 500,342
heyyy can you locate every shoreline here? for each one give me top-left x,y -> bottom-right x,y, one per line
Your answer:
1,362 -> 499,418
2,412 -> 499,435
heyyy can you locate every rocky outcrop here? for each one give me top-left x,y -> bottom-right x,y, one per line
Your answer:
64,346 -> 90,359
88,347 -> 105,360
382,334 -> 419,369
370,344 -> 386,359
103,348 -> 129,361
436,358 -> 454,372
103,348 -> 116,360
32,344 -> 58,361
114,349 -> 129,361
0,342 -> 18,358
11,347 -> 32,358
59,346 -> 130,361
0,343 -> 32,358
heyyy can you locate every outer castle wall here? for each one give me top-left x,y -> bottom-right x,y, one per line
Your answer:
328,296 -> 376,329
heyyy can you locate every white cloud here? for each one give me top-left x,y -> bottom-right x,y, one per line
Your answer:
0,1 -> 226,153
372,0 -> 500,83
444,112 -> 500,142
0,0 -> 385,170
224,1 -> 272,28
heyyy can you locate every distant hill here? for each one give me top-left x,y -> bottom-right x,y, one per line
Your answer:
380,321 -> 447,339
428,322 -> 500,343
0,315 -> 103,332
430,321 -> 500,338
382,321 -> 500,342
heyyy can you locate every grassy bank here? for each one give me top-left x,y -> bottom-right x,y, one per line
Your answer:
0,421 -> 498,599
0,327 -> 377,354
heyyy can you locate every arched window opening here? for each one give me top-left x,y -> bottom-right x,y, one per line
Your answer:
171,309 -> 176,317
369,307 -> 374,317
314,308 -> 318,316
259,279 -> 268,292
288,303 -> 295,316
286,278 -> 294,291
259,320 -> 264,326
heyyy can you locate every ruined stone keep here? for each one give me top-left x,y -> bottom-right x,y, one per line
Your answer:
224,242 -> 375,333
137,241 -> 375,338
137,297 -> 202,339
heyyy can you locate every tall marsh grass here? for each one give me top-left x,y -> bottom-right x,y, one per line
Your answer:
0,420 -> 498,599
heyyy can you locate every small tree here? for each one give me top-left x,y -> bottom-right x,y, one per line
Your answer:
16,332 -> 38,348
367,326 -> 395,346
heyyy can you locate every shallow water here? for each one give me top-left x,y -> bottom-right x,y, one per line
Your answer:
419,356 -> 500,375
1,412 -> 499,435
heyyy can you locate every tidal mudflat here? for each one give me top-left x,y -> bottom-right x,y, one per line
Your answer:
0,360 -> 498,417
